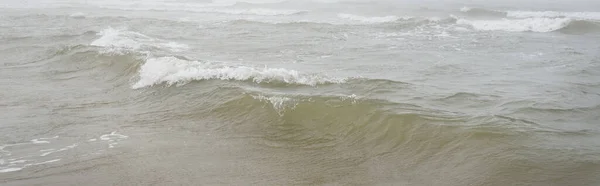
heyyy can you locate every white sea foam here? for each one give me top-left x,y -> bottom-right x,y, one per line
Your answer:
132,56 -> 345,89
460,7 -> 472,12
337,13 -> 406,24
0,167 -> 22,173
507,11 -> 600,20
99,132 -> 128,148
90,27 -> 189,54
0,159 -> 61,173
69,12 -> 86,18
0,133 -> 127,174
100,131 -> 129,141
252,95 -> 297,115
457,18 -> 572,32
30,139 -> 50,144
40,144 -> 78,157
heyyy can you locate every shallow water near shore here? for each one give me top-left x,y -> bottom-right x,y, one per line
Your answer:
1,0 -> 600,185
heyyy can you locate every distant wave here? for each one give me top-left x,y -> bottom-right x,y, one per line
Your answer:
98,5 -> 307,16
460,7 -> 600,21
506,11 -> 600,21
337,13 -> 409,24
193,8 -> 307,16
457,18 -> 600,33
460,7 -> 507,17
132,56 -> 346,89
456,17 -> 572,32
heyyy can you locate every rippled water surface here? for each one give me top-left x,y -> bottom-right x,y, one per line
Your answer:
1,0 -> 599,185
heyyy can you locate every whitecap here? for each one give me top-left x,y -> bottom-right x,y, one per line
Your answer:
457,18 -> 572,32
132,56 -> 345,89
507,11 -> 600,20
90,27 -> 189,54
252,95 -> 297,115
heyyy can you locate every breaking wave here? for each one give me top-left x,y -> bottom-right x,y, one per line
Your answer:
457,17 -> 600,33
460,7 -> 507,17
456,17 -> 573,32
90,27 -> 189,55
506,11 -> 600,21
132,56 -> 346,89
460,7 -> 600,21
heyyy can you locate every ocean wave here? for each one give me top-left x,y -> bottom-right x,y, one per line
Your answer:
205,90 -> 584,153
69,12 -> 86,19
191,8 -> 306,16
459,7 -> 600,21
337,13 -> 408,24
507,11 -> 600,21
220,15 -> 453,27
90,27 -> 189,55
132,56 -> 346,89
211,92 -> 441,150
460,7 -> 507,18
457,17 -> 573,32
96,4 -> 306,16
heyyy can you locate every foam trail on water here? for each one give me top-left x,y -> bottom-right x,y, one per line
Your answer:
457,18 -> 572,32
132,56 -> 345,89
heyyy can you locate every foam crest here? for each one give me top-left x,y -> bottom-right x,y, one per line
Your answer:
132,56 -> 344,89
252,95 -> 297,115
457,18 -> 572,32
337,13 -> 405,24
90,27 -> 189,54
507,11 -> 600,20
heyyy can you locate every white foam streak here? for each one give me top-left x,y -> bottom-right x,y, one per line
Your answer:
0,167 -> 22,173
40,144 -> 78,157
132,57 -> 344,89
337,13 -> 405,24
100,131 -> 129,141
457,18 -> 572,32
30,139 -> 50,144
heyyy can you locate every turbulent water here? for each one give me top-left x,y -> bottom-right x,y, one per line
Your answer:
1,0 -> 600,185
